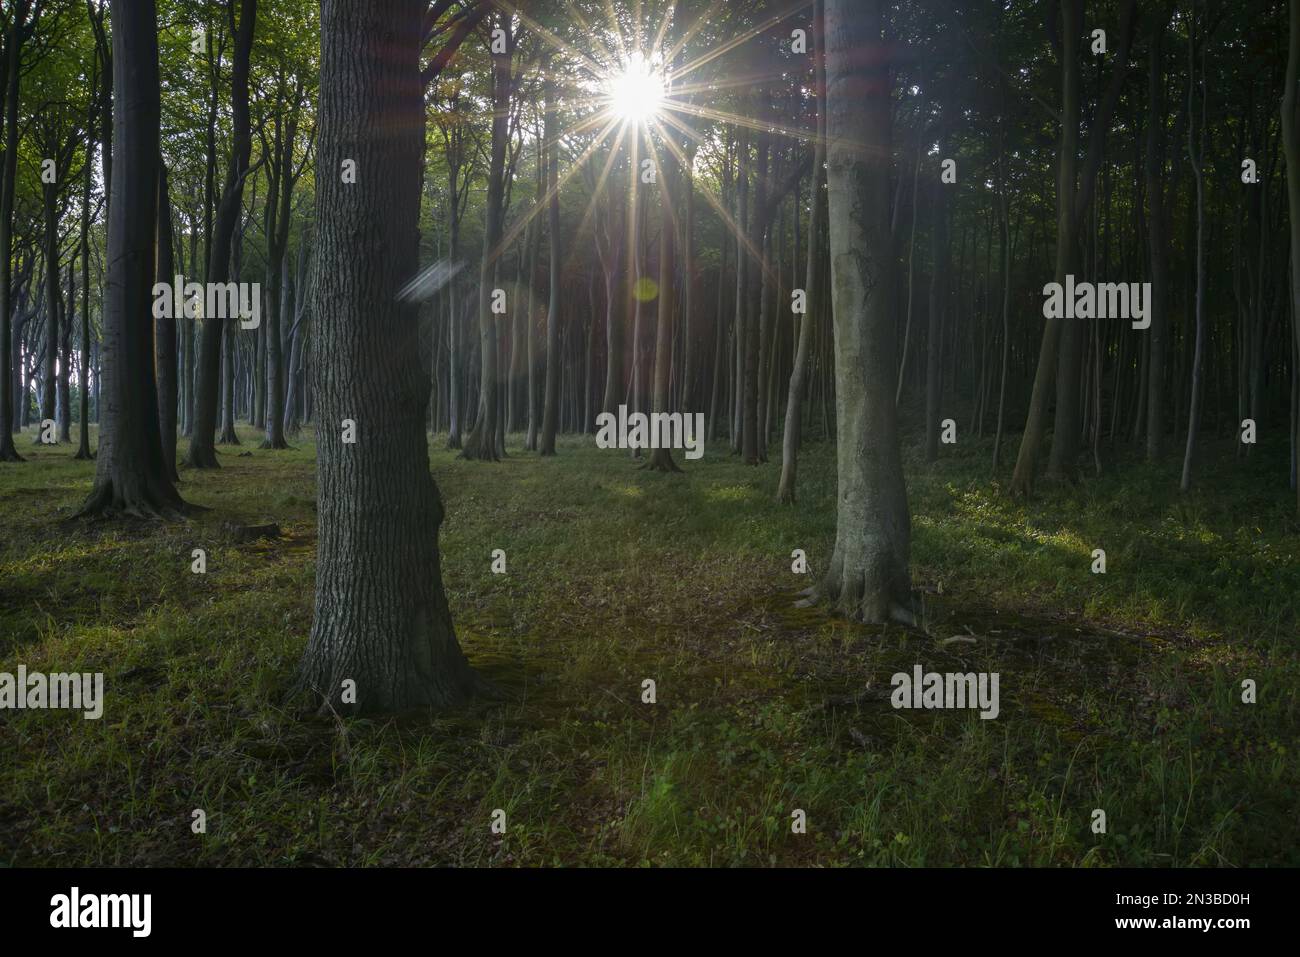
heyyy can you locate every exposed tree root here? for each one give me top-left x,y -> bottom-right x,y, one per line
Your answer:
73,477 -> 200,521
793,570 -> 920,628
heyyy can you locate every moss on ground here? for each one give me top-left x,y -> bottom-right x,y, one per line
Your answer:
0,424 -> 1295,866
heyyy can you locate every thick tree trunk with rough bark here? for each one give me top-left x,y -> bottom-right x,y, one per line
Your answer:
78,0 -> 188,518
297,0 -> 477,715
808,0 -> 913,624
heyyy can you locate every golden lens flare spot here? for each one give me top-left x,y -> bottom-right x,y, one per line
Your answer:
632,277 -> 659,302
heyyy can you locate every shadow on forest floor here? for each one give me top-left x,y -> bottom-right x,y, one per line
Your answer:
0,424 -> 1295,866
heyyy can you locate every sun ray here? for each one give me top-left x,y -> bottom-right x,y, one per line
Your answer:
490,0 -> 613,84
647,113 -> 765,273
670,0 -> 813,83
661,98 -> 816,145
561,120 -> 632,277
482,111 -> 626,275
660,0 -> 727,67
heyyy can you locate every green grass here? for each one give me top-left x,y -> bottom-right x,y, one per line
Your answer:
0,422 -> 1296,866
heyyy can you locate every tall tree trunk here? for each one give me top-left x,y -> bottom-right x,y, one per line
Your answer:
742,123 -> 768,465
539,64 -> 562,456
460,12 -> 511,461
1011,0 -> 1081,496
1181,15 -> 1207,491
1145,13 -> 1173,462
644,133 -> 680,472
77,0 -> 188,517
76,99 -> 96,461
297,0 -> 477,715
808,0 -> 912,623
186,0 -> 255,468
778,0 -> 827,503
925,175 -> 948,463
1285,0 -> 1300,512
155,162 -> 179,480
39,177 -> 62,441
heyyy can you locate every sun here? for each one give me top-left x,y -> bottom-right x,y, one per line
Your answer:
607,52 -> 666,124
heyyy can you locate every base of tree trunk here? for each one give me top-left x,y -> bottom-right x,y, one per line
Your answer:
218,426 -> 241,445
293,634 -> 487,717
446,431 -> 461,450
74,476 -> 197,521
639,448 -> 681,472
73,448 -> 94,461
185,441 -> 221,469
458,424 -> 500,461
795,556 -> 917,626
259,437 -> 292,450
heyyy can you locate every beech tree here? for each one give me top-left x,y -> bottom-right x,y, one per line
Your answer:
186,0 -> 256,469
296,0 -> 479,713
77,0 -> 188,518
802,0 -> 913,623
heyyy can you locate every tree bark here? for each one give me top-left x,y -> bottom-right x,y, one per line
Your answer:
778,0 -> 826,503
155,162 -> 179,480
77,0 -> 188,518
186,0 -> 255,469
460,11 -> 511,461
539,65 -> 562,456
808,0 -> 913,624
297,0 -> 477,715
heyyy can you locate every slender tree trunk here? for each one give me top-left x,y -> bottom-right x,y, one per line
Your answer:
76,106 -> 96,460
1182,15 -> 1208,491
540,64 -> 561,456
1,1 -> 29,460
155,162 -> 179,480
644,133 -> 680,472
38,184 -> 60,442
460,12 -> 510,462
925,175 -> 948,463
187,0 -> 255,468
1145,15 -> 1173,462
778,0 -> 826,503
1011,0 -> 1081,496
1285,0 -> 1300,511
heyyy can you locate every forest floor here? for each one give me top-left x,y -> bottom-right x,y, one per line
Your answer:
1,423 -> 1296,866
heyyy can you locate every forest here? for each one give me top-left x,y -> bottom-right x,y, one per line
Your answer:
0,0 -> 1297,870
